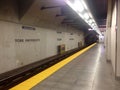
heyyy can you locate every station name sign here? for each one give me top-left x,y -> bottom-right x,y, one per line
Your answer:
15,39 -> 40,42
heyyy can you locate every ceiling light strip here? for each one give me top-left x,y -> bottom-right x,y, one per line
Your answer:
65,0 -> 102,35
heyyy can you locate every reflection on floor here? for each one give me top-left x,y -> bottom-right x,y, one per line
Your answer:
32,44 -> 120,90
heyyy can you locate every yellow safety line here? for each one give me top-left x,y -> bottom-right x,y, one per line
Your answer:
10,43 -> 96,90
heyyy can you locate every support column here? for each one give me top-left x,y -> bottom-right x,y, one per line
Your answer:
106,0 -> 112,62
116,0 -> 120,78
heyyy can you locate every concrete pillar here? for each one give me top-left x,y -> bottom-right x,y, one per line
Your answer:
106,0 -> 113,62
110,1 -> 117,75
109,0 -> 120,78
116,0 -> 120,78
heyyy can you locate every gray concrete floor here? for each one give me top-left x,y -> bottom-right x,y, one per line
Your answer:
31,44 -> 120,90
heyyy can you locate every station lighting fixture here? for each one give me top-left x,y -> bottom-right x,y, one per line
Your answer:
65,0 -> 102,35
88,28 -> 94,31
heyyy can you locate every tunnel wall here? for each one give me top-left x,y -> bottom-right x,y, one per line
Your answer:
0,20 -> 84,74
84,31 -> 98,46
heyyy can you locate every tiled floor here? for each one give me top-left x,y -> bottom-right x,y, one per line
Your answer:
31,44 -> 120,90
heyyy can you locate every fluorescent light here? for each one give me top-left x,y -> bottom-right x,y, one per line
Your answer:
81,0 -> 88,10
65,0 -> 76,11
84,13 -> 89,20
89,19 -> 93,23
79,13 -> 84,18
73,0 -> 84,12
91,23 -> 95,27
88,28 -> 94,31
65,0 -> 102,35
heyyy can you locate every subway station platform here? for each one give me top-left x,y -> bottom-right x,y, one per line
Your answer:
29,44 -> 120,90
1,0 -> 120,90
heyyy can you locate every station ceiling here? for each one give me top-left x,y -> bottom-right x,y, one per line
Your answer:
1,0 -> 108,32
86,0 -> 108,27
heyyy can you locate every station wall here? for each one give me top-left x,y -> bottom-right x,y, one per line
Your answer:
0,20 -> 84,74
0,0 -> 85,74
